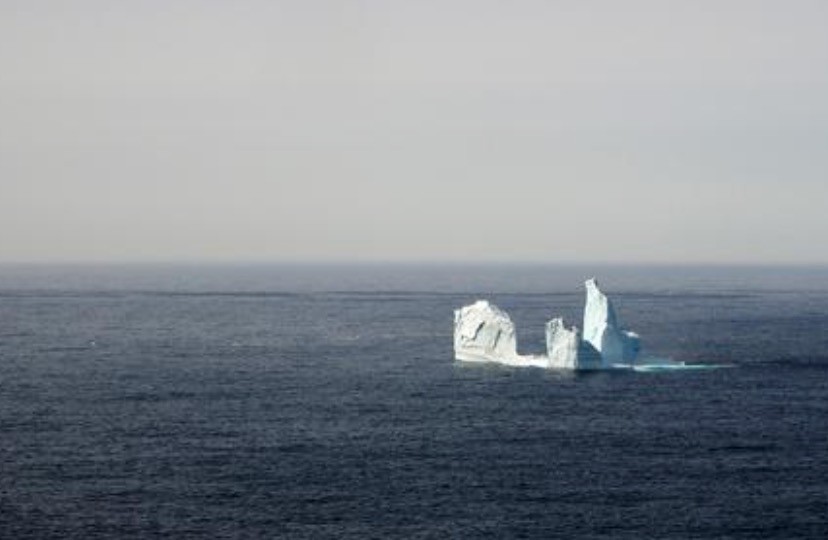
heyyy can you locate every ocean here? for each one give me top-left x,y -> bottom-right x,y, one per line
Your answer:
1,264 -> 827,539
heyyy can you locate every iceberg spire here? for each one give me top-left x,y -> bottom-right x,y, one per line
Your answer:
582,278 -> 640,366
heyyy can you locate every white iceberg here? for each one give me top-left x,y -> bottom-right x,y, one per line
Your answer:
453,300 -> 549,368
545,317 -> 602,370
453,300 -> 518,364
454,279 -> 641,370
583,278 -> 640,366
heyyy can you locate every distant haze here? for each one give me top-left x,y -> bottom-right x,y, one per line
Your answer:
2,1 -> 827,264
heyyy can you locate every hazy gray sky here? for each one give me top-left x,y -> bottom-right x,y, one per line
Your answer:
2,0 -> 827,263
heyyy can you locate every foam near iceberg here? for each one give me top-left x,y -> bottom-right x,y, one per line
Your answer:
454,279 -> 641,370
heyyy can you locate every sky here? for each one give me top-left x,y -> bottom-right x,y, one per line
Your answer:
1,0 -> 827,264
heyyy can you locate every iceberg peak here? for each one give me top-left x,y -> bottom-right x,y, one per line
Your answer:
583,279 -> 640,366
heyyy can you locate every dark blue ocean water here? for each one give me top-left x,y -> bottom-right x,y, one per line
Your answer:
1,264 -> 828,539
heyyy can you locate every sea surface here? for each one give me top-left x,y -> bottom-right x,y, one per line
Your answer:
1,264 -> 827,539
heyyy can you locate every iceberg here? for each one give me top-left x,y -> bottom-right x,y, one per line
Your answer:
583,278 -> 640,366
454,279 -> 640,370
545,318 -> 602,370
453,300 -> 519,364
453,300 -> 549,368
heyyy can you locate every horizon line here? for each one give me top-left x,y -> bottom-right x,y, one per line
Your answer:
2,259 -> 828,268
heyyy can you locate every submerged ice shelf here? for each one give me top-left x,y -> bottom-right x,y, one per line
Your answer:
454,279 -> 650,371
